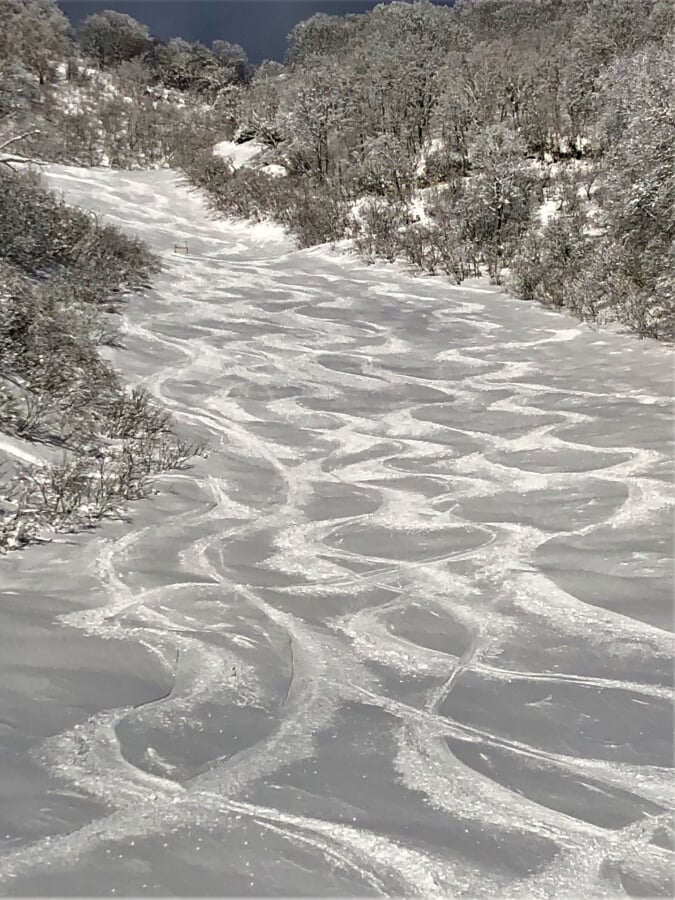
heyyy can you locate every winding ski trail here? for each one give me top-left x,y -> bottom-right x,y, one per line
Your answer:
0,166 -> 672,897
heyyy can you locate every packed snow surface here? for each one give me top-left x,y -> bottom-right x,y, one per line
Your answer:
0,165 -> 673,897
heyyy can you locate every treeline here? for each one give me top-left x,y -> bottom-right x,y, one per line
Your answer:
0,0 -> 244,167
1,1 -> 251,94
1,0 -> 672,341
182,0 -> 674,340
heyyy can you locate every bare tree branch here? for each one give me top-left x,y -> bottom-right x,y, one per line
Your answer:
0,131 -> 43,170
0,130 -> 41,152
0,156 -> 45,171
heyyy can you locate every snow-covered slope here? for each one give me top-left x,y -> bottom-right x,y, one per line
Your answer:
0,164 -> 672,897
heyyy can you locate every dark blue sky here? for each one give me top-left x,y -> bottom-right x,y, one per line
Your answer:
58,1 -> 454,64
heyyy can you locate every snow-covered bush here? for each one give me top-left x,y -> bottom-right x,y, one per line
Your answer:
279,179 -> 350,248
0,169 -> 158,288
0,167 -> 204,552
352,201 -> 408,262
1,424 -> 204,552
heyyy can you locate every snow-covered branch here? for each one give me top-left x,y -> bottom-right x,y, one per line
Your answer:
0,131 -> 43,170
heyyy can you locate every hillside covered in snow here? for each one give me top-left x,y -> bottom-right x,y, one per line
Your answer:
0,1 -> 673,898
0,147 -> 673,898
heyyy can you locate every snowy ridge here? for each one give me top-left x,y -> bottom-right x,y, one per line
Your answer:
0,164 -> 672,896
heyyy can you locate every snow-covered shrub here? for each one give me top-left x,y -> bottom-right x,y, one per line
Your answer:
509,216 -> 590,311
0,63 -> 38,119
0,381 -> 20,432
352,201 -> 408,262
0,169 -> 158,289
0,0 -> 71,85
0,259 -> 117,441
279,179 -> 350,248
0,167 -> 203,552
350,134 -> 417,202
0,422 -> 204,552
182,148 -> 350,247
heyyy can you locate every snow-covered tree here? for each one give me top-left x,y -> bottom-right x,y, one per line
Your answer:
211,40 -> 251,84
285,61 -> 351,178
0,0 -> 71,84
236,60 -> 286,146
77,10 -> 153,69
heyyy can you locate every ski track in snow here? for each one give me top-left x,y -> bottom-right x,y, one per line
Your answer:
0,166 -> 673,897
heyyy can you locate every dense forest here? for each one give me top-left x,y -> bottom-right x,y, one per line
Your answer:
0,0 -> 673,546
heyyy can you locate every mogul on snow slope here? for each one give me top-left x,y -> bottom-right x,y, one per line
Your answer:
0,165 -> 672,898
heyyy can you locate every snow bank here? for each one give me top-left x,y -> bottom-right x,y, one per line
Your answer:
259,163 -> 287,178
0,432 -> 57,468
538,198 -> 559,226
213,139 -> 265,169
